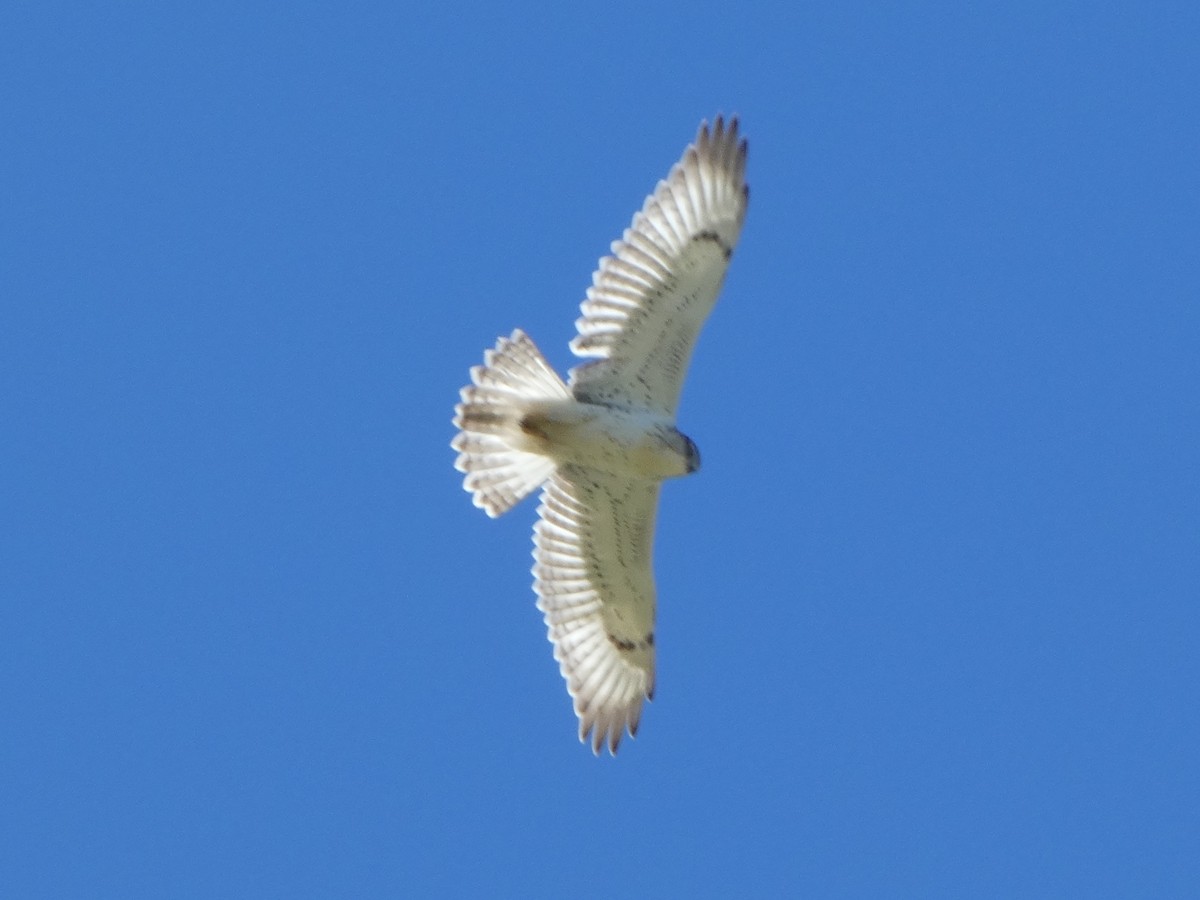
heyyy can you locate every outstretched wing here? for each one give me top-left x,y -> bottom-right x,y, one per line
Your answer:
569,116 -> 749,416
533,465 -> 658,755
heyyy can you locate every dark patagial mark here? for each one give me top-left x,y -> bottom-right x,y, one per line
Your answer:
607,631 -> 655,652
693,229 -> 733,260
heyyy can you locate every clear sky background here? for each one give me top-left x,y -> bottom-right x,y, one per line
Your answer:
3,2 -> 1197,897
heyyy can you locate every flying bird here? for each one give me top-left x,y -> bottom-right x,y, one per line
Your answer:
452,116 -> 748,754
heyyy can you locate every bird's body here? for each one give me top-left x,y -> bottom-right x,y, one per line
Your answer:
452,116 -> 748,754
513,400 -> 696,480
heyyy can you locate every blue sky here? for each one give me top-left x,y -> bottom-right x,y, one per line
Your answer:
3,2 -> 1198,896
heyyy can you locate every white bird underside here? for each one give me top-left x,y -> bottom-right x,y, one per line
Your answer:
452,116 -> 748,754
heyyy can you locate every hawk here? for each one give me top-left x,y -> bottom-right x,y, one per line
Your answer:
452,116 -> 748,754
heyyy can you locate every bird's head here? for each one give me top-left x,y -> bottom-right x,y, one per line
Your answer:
683,434 -> 701,474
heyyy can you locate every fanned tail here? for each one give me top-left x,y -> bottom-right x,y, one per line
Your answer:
452,329 -> 571,517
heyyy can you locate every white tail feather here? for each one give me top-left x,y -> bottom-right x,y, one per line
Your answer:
452,330 -> 571,517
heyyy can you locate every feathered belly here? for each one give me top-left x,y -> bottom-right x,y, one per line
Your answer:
516,401 -> 691,480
